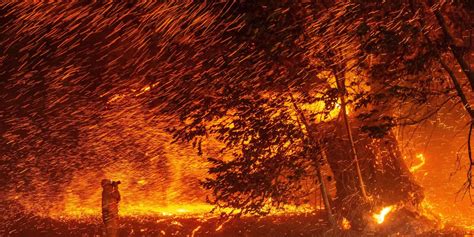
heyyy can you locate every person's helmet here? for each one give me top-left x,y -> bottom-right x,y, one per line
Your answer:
101,179 -> 112,187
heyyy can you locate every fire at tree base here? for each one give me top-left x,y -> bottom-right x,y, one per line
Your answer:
320,117 -> 433,234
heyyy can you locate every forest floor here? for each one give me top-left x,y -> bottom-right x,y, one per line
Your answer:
2,211 -> 471,237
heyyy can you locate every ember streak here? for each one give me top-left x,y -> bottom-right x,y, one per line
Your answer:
0,1 -> 473,236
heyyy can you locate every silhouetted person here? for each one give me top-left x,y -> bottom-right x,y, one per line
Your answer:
101,179 -> 121,237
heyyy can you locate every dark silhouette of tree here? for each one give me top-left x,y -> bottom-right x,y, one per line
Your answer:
151,0 -> 343,226
155,0 -> 428,230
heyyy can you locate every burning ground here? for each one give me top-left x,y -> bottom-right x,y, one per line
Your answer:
1,1 -> 474,236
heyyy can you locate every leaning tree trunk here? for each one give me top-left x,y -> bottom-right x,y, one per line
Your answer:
322,116 -> 424,230
289,94 -> 337,228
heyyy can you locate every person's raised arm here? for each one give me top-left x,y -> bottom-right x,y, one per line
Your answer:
113,188 -> 121,202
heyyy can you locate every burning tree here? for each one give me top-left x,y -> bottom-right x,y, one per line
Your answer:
151,0 -> 454,231
311,0 -> 473,200
153,0 -> 332,214
154,0 -> 473,232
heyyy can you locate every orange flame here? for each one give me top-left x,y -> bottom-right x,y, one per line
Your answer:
372,205 -> 394,224
341,217 -> 351,230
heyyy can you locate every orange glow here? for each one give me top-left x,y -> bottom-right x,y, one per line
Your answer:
341,217 -> 351,230
301,100 -> 341,121
372,205 -> 394,224
1,2 -> 473,235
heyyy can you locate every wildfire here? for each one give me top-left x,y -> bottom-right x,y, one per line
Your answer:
372,205 -> 394,224
1,1 -> 473,235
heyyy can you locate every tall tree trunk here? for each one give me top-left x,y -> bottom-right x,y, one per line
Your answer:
333,70 -> 369,201
313,150 -> 337,227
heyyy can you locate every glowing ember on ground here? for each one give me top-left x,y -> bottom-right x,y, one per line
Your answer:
341,217 -> 351,230
372,206 -> 395,224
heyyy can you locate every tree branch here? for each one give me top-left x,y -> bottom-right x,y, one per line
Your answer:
433,8 -> 474,92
